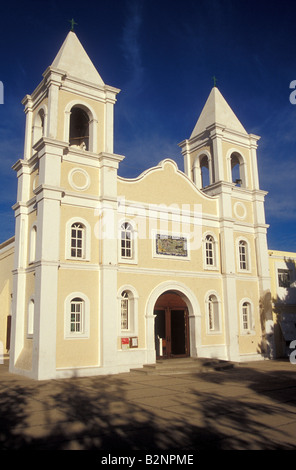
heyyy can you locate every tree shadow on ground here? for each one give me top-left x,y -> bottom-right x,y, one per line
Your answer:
1,362 -> 296,450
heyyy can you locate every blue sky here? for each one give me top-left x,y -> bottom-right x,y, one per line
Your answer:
0,0 -> 296,251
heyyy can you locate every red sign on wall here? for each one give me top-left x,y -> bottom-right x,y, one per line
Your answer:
121,338 -> 129,349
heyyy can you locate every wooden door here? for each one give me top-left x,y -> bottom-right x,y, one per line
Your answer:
154,300 -> 189,359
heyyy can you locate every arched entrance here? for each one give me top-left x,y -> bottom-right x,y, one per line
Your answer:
154,291 -> 190,359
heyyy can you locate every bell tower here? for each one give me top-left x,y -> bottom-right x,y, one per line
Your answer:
10,31 -> 124,379
179,86 -> 261,191
179,86 -> 274,360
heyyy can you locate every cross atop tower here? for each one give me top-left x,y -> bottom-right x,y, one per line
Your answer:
69,18 -> 78,31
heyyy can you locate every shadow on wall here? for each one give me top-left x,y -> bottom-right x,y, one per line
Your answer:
257,258 -> 296,359
271,257 -> 296,358
258,289 -> 273,358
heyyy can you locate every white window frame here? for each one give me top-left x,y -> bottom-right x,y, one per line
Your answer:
240,299 -> 255,335
117,285 -> 139,337
205,292 -> 222,334
237,237 -> 251,273
64,292 -> 90,339
118,219 -> 138,264
27,297 -> 35,338
227,149 -> 248,188
29,223 -> 37,264
203,232 -> 218,270
66,217 -> 91,261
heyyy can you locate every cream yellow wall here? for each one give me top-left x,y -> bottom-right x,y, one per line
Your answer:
118,160 -> 218,216
56,268 -> 100,368
60,160 -> 100,197
233,231 -> 257,276
117,272 -> 225,350
59,204 -> 99,263
235,279 -> 262,354
232,198 -> 254,224
0,239 -> 14,359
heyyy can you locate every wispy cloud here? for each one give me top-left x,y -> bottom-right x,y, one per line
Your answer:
121,0 -> 144,94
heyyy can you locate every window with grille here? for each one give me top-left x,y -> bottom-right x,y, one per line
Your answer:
239,240 -> 248,270
121,223 -> 133,259
205,235 -> 214,266
208,294 -> 220,332
278,269 -> 291,288
70,297 -> 84,333
242,302 -> 250,331
121,291 -> 129,330
71,223 -> 84,258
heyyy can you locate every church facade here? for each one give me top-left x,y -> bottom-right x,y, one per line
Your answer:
1,32 -> 276,380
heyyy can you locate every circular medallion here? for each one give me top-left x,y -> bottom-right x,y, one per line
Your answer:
68,168 -> 90,191
234,202 -> 247,220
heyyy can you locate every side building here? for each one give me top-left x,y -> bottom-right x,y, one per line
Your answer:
269,250 -> 296,358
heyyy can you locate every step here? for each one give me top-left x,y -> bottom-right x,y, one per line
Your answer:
130,357 -> 235,375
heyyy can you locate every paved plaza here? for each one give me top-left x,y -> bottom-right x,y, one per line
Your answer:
0,358 -> 296,451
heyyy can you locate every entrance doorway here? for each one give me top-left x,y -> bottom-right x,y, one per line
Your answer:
154,291 -> 189,358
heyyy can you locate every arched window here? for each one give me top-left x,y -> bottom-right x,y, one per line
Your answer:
205,235 -> 215,266
121,291 -> 129,330
71,223 -> 85,258
64,293 -> 90,338
70,297 -> 84,333
29,224 -> 37,263
238,240 -> 249,271
200,155 -> 210,188
203,233 -> 218,269
118,286 -> 139,335
69,106 -> 89,150
241,301 -> 254,334
121,222 -> 133,259
230,152 -> 246,187
27,299 -> 34,337
32,108 -> 46,148
193,152 -> 213,189
207,294 -> 220,333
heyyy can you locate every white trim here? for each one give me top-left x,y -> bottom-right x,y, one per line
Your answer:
236,236 -> 251,273
68,167 -> 91,191
64,292 -> 90,339
226,148 -> 248,188
27,296 -> 35,338
193,149 -> 213,188
32,104 -> 48,150
202,231 -> 219,270
145,280 -> 201,361
117,285 -> 139,338
65,216 -> 91,261
118,218 -> 138,264
64,100 -> 98,153
28,222 -> 37,264
239,298 -> 255,335
233,201 -> 247,220
204,291 -> 222,334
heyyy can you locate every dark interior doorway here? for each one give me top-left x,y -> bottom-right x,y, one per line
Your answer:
154,291 -> 189,359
